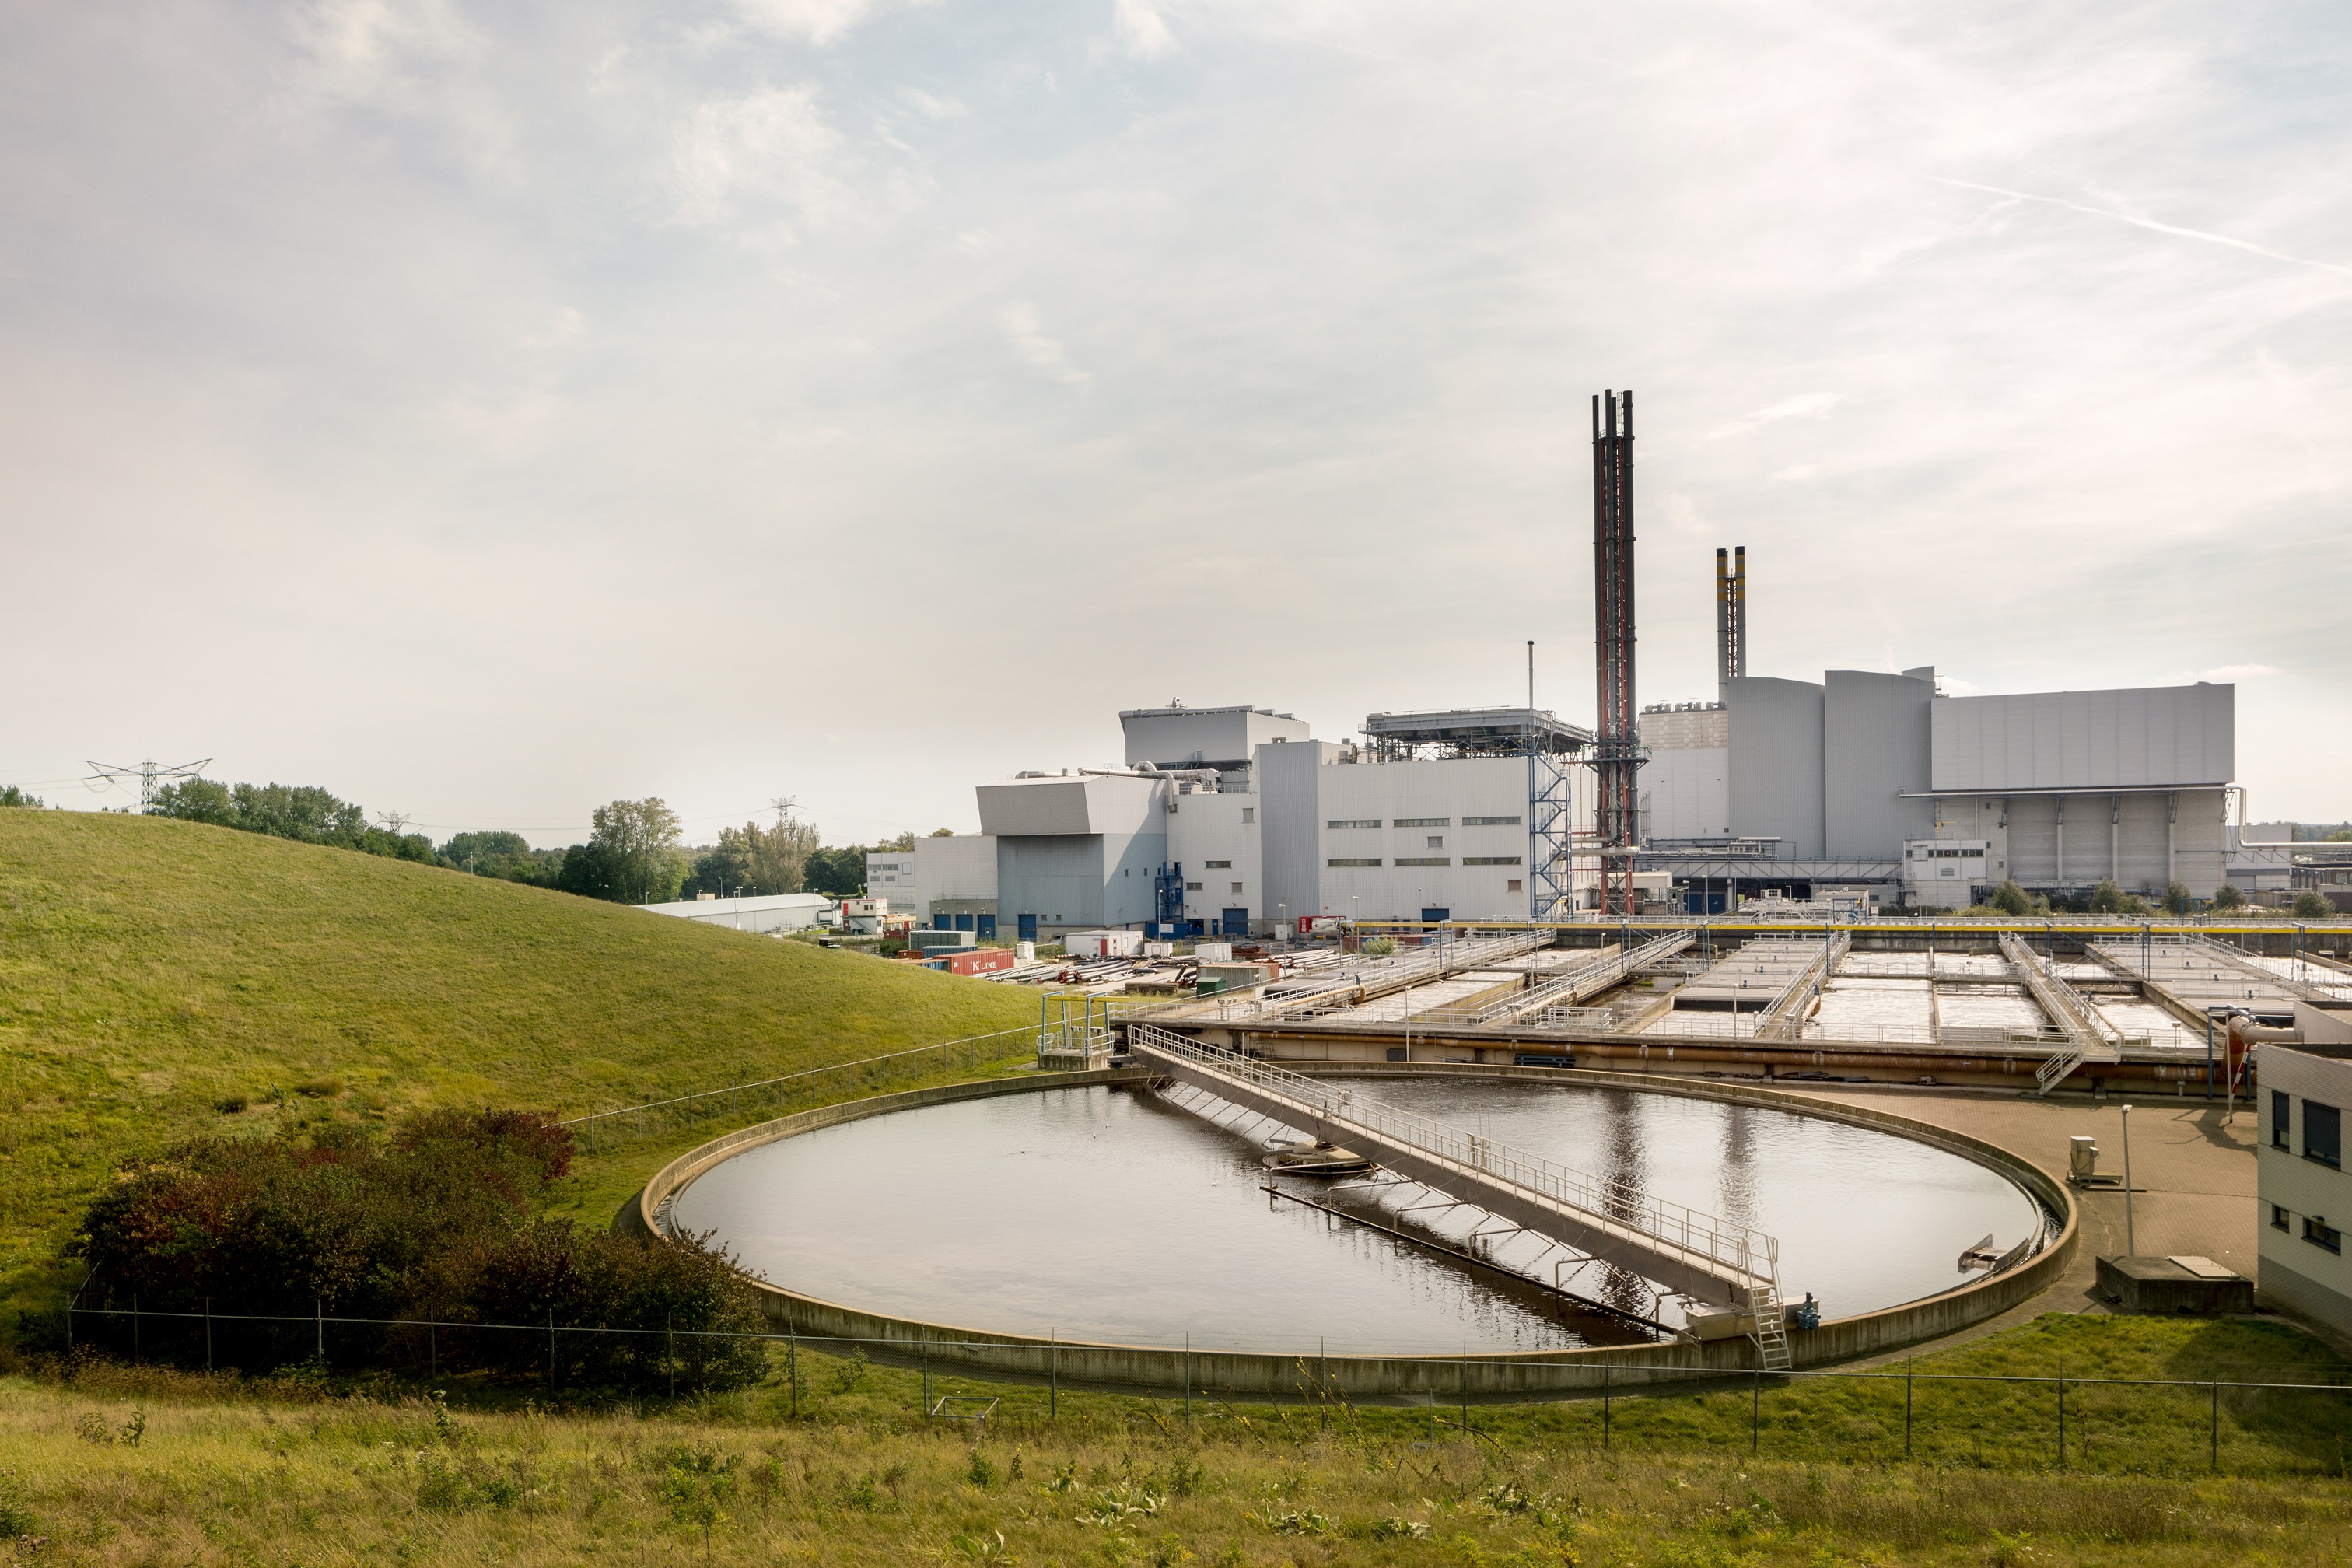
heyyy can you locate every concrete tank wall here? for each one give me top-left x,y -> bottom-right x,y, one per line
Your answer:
628,1062 -> 2075,1398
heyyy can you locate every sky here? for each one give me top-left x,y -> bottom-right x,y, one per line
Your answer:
2,0 -> 2347,847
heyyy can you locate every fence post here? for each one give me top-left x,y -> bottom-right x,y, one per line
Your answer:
922,1342 -> 931,1416
1050,1329 -> 1058,1421
2056,1359 -> 2065,1468
1603,1360 -> 1611,1449
2210,1380 -> 2219,1470
205,1297 -> 213,1373
789,1329 -> 799,1421
1751,1367 -> 1760,1454
133,1293 -> 141,1364
1905,1358 -> 1913,1458
667,1314 -> 676,1401
314,1297 -> 323,1363
1185,1332 -> 1192,1423
429,1307 -> 436,1377
1458,1342 -> 1466,1439
547,1308 -> 556,1393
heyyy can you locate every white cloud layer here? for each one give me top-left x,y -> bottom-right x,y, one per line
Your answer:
1,0 -> 2348,838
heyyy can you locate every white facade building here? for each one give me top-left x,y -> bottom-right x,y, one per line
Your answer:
1639,703 -> 1731,842
2257,1018 -> 2352,1335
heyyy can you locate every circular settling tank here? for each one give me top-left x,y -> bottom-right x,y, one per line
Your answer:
671,1078 -> 2047,1356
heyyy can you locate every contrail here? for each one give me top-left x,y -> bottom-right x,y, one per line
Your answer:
1933,176 -> 2352,276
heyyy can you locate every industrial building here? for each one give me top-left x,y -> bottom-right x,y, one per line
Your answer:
859,389 -> 2251,931
1644,670 -> 2237,911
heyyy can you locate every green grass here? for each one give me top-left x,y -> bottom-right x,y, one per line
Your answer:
0,810 -> 1039,1320
9,1313 -> 2352,1565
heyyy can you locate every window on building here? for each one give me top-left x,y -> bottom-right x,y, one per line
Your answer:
1393,856 -> 1449,867
1395,817 -> 1449,828
2308,1101 -> 2342,1168
2273,1203 -> 2292,1232
1230,881 -> 1244,895
1241,807 -> 1255,824
1426,835 -> 1444,849
1326,858 -> 1381,868
1205,859 -> 1232,869
1463,815 -> 1521,827
1185,880 -> 1203,891
2306,1215 -> 2343,1255
1465,856 -> 1521,866
1327,819 -> 1380,829
1507,878 -> 1523,892
2274,1090 -> 2292,1150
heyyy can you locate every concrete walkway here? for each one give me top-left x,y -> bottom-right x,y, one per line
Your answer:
1806,1083 -> 2259,1362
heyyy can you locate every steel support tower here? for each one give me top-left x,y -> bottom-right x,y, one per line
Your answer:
1591,390 -> 1643,915
1715,544 -> 1746,702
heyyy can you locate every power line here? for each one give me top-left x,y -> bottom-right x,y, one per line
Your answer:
84,758 -> 212,810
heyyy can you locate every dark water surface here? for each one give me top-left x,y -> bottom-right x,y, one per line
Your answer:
672,1080 -> 2043,1355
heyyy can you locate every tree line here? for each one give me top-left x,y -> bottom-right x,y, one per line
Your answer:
131,775 -> 941,906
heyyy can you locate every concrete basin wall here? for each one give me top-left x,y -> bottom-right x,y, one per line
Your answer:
625,1062 -> 2076,1400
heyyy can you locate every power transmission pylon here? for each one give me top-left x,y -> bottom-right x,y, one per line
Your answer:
86,758 -> 212,810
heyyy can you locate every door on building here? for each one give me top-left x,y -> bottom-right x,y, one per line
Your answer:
1419,908 -> 1451,924
1017,913 -> 1038,943
954,914 -> 975,931
975,915 -> 996,940
1220,908 -> 1250,937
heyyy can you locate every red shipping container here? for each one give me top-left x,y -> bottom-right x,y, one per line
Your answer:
943,948 -> 1017,976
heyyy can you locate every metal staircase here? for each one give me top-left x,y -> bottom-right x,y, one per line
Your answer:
2002,933 -> 2121,1095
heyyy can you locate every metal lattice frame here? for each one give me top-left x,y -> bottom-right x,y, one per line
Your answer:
1591,390 -> 1643,915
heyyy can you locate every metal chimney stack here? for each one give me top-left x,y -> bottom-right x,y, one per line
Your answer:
1591,390 -> 1643,916
1716,544 -> 1747,703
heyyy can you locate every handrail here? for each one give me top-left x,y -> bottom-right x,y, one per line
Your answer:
1127,1024 -> 1778,1289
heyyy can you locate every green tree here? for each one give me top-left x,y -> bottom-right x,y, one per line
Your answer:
2087,878 -> 2125,914
2213,884 -> 2248,911
1988,880 -> 2032,916
2161,880 -> 2193,916
683,814 -> 818,899
803,845 -> 866,898
2294,891 -> 2333,920
0,786 -> 45,808
590,798 -> 686,905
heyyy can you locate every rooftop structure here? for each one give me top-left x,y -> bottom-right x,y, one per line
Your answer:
1360,706 -> 1591,761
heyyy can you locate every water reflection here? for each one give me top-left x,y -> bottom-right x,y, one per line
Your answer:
673,1080 -> 2042,1356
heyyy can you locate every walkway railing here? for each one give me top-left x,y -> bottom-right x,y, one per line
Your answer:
1127,1025 -> 1780,1295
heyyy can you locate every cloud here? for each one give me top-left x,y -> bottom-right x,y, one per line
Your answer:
1714,394 -> 1842,439
671,86 -> 846,230
2203,663 -> 2280,681
1002,305 -> 1091,390
524,307 -> 585,348
1112,0 -> 1175,59
1932,178 -> 2352,276
730,0 -> 893,47
279,0 -> 480,108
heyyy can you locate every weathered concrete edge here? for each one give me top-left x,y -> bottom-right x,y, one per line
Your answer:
622,1062 -> 2077,1398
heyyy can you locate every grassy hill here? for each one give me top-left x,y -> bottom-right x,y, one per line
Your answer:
0,810 -> 1038,1321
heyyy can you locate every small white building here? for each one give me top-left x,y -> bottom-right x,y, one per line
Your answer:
635,891 -> 835,935
2256,1007 -> 2352,1335
1902,838 -> 1991,910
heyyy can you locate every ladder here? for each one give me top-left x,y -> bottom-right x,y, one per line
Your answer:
1748,1280 -> 1790,1371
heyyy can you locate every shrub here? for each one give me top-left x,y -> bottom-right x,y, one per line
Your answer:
1988,880 -> 2032,917
2161,880 -> 2193,916
215,1094 -> 247,1115
2294,891 -> 2333,920
2213,884 -> 2247,911
296,1077 -> 345,1099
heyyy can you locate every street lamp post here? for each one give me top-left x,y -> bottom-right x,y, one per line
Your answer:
2121,1104 -> 2136,1257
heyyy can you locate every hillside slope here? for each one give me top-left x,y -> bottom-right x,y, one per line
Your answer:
0,810 -> 1037,1318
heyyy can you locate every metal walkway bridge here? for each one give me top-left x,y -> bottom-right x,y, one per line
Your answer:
1125,1024 -> 1790,1367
